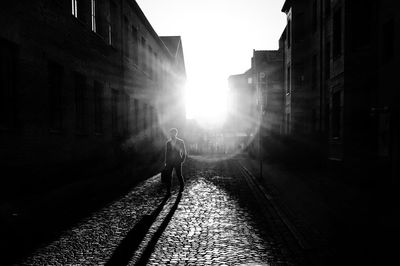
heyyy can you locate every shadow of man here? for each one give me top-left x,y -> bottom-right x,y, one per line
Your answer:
105,192 -> 170,266
134,191 -> 183,266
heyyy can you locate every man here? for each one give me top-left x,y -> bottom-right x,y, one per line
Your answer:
164,128 -> 186,194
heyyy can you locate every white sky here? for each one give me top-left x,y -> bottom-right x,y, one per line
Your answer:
136,0 -> 287,86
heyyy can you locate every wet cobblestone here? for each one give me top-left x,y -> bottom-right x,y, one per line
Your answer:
20,158 -> 306,265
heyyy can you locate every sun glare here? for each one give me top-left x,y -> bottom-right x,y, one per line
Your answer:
185,80 -> 228,127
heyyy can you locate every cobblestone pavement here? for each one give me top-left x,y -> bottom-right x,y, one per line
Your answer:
20,157 -> 308,266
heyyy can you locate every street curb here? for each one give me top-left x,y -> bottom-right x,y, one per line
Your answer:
237,161 -> 312,251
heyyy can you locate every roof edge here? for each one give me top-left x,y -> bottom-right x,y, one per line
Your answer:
281,0 -> 292,12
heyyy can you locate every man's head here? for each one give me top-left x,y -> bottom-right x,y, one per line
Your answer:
169,128 -> 178,139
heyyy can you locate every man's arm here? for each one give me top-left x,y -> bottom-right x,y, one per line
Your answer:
181,141 -> 187,163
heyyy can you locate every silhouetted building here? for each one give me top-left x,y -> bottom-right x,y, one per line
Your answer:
0,1 -> 186,170
281,0 -> 399,180
228,69 -> 256,135
251,49 -> 284,136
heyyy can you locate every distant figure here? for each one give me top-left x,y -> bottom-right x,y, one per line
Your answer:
165,128 -> 186,194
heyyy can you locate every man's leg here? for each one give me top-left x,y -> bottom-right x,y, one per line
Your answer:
165,165 -> 173,194
175,164 -> 185,192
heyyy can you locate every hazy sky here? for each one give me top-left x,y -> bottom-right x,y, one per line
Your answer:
136,0 -> 287,89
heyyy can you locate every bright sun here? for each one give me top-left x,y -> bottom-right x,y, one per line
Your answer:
185,80 -> 228,127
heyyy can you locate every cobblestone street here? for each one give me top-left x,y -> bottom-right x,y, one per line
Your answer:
20,157 -> 307,266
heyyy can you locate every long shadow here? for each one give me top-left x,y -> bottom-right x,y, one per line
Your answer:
135,191 -> 183,266
105,192 -> 170,266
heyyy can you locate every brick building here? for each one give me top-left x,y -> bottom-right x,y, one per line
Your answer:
0,0 -> 186,170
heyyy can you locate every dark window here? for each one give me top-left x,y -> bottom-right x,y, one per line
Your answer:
141,37 -> 146,71
154,53 -> 158,82
333,8 -> 342,58
134,98 -> 139,133
312,0 -> 317,33
94,81 -> 103,134
332,91 -> 341,138
382,19 -> 395,63
295,12 -> 305,41
77,0 -> 90,24
287,19 -> 291,48
132,27 -> 138,64
74,72 -> 87,133
109,1 -> 117,46
325,42 -> 331,79
286,65 -> 291,94
148,46 -> 153,77
122,92 -> 129,134
123,16 -> 130,58
143,103 -> 147,131
152,108 -> 157,138
0,39 -> 18,130
352,0 -> 371,48
95,0 -> 109,40
286,113 -> 290,134
325,0 -> 331,16
111,89 -> 118,135
312,55 -> 317,90
48,62 -> 64,131
149,107 -> 154,137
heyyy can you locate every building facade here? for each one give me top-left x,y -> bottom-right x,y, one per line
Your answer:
0,0 -> 186,169
281,0 -> 399,180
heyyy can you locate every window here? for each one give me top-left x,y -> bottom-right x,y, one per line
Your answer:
149,107 -> 154,137
91,0 -> 96,32
312,0 -> 317,33
72,0 -> 90,24
352,0 -> 371,48
286,113 -> 291,134
325,42 -> 331,79
286,65 -> 291,94
95,0 -> 108,40
71,0 -> 78,17
143,103 -> 147,131
109,1 -> 117,46
132,27 -> 138,64
123,16 -> 130,57
141,37 -> 146,70
312,55 -> 317,90
74,72 -> 87,133
152,108 -> 157,138
0,38 -> 18,130
134,98 -> 139,133
325,0 -> 331,16
382,19 -> 395,63
122,92 -> 129,134
333,8 -> 342,58
94,81 -> 103,134
287,19 -> 291,48
148,46 -> 153,77
111,89 -> 118,135
154,53 -> 158,82
332,91 -> 341,138
48,62 -> 64,131
295,12 -> 305,41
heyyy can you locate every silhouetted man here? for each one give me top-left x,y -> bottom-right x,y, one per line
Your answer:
165,128 -> 186,194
